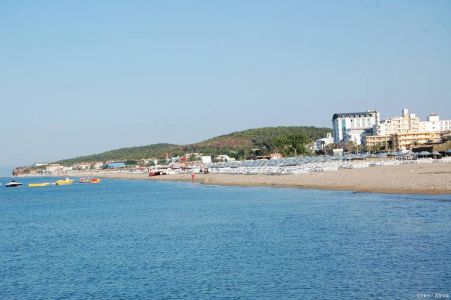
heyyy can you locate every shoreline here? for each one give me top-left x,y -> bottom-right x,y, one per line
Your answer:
91,161 -> 451,195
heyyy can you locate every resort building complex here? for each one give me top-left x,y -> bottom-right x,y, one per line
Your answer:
332,108 -> 450,151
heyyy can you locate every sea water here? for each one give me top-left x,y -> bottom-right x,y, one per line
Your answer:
0,178 -> 450,299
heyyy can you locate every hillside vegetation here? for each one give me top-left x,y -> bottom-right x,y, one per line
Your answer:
58,126 -> 331,165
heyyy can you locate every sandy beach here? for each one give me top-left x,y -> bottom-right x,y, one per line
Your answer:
95,161 -> 451,195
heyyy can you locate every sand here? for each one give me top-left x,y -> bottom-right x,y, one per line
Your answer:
96,161 -> 451,195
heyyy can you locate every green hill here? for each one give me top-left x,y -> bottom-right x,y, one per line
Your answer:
57,126 -> 331,165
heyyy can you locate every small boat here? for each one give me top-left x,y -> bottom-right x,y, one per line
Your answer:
55,178 -> 73,186
28,182 -> 50,187
5,180 -> 22,188
90,178 -> 101,184
79,177 -> 101,184
79,177 -> 90,183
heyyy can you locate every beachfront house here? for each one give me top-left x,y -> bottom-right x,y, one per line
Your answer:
315,133 -> 334,151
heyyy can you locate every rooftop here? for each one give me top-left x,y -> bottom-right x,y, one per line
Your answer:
332,111 -> 374,119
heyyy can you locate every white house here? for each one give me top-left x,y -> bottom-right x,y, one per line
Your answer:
314,133 -> 334,151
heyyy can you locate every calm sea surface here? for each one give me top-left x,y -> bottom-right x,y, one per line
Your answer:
1,178 -> 450,299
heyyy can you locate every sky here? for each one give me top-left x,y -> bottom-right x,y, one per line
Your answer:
1,0 -> 450,170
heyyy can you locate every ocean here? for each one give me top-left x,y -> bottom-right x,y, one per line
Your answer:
1,178 -> 450,299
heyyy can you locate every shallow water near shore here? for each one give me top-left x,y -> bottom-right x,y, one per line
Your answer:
1,178 -> 450,299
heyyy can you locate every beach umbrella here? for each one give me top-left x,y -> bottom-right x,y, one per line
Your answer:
419,151 -> 431,156
431,151 -> 442,156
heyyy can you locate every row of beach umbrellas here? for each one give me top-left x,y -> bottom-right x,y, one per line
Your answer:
208,149 -> 450,169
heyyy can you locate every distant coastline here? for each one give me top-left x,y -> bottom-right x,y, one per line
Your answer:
22,161 -> 450,195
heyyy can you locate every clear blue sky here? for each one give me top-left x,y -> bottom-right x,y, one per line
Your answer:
1,0 -> 450,170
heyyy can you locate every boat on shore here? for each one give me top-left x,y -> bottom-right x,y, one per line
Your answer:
28,182 -> 50,187
55,178 -> 73,186
5,180 -> 22,188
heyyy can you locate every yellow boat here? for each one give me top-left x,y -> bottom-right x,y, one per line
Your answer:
28,182 -> 50,187
55,178 -> 74,186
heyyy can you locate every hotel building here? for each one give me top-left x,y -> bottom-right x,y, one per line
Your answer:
332,110 -> 380,145
420,114 -> 451,132
374,109 -> 420,136
365,108 -> 450,150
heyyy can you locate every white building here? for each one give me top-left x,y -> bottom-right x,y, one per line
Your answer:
314,133 -> 334,151
45,164 -> 64,174
332,110 -> 380,145
201,156 -> 212,164
92,162 -> 104,170
74,163 -> 92,170
215,155 -> 235,162
420,114 -> 451,133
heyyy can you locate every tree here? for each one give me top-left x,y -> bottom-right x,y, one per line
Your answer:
157,159 -> 167,166
273,134 -> 310,157
124,160 -> 138,166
